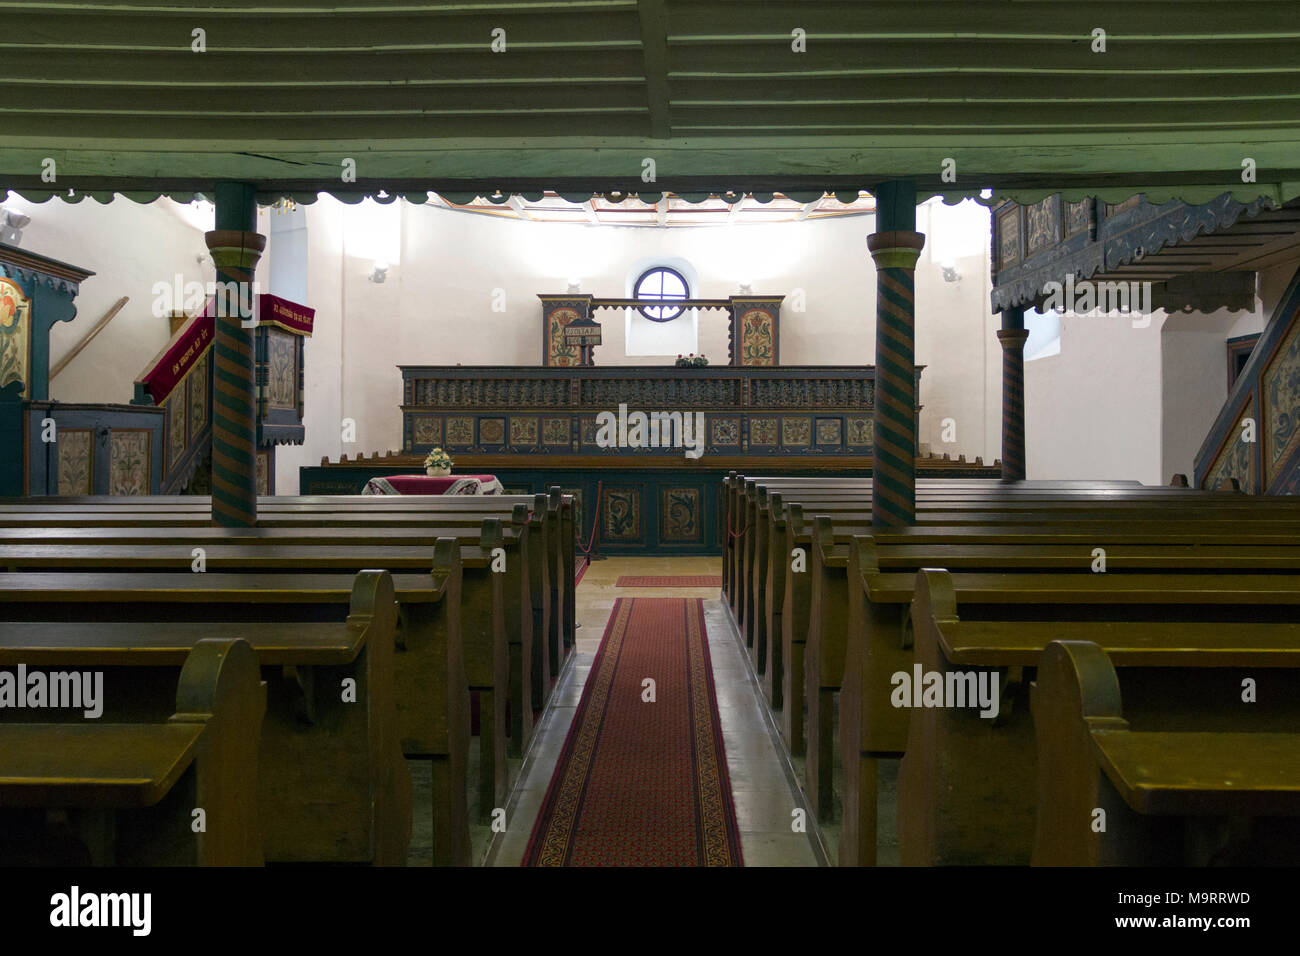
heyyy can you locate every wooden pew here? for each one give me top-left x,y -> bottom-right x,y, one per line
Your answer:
1033,640 -> 1300,866
891,567 -> 1300,866
0,570 -> 420,865
0,515 -> 537,790
0,638 -> 264,866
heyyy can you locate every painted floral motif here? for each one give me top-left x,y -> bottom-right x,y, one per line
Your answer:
1264,319 -> 1300,485
710,418 -> 739,446
661,487 -> 700,542
413,416 -> 442,446
847,416 -> 874,446
109,430 -> 151,496
511,416 -> 539,446
479,417 -> 506,444
189,356 -> 208,440
57,429 -> 92,496
997,206 -> 1020,268
739,310 -> 774,366
1204,398 -> 1255,492
816,418 -> 842,445
781,417 -> 811,447
445,416 -> 473,445
603,487 -> 641,541
547,308 -> 582,367
1065,199 -> 1091,237
543,417 -> 570,445
0,278 -> 32,394
580,416 -> 599,445
750,417 -> 777,445
1025,196 -> 1059,256
266,329 -> 297,409
167,394 -> 186,466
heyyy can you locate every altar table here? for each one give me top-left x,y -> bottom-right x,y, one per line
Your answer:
360,474 -> 504,496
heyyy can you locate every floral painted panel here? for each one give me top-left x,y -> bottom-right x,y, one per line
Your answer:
0,278 -> 32,395
413,416 -> 442,446
109,430 -> 151,496
57,429 -> 93,496
1065,199 -> 1091,237
167,394 -> 186,467
1264,319 -> 1300,486
750,417 -> 778,446
739,310 -> 775,366
543,417 -> 570,445
1204,397 -> 1256,492
602,486 -> 642,541
710,417 -> 740,446
547,307 -> 582,367
479,417 -> 506,444
266,328 -> 297,409
997,206 -> 1020,269
816,418 -> 842,445
781,417 -> 811,447
445,416 -> 474,445
189,355 -> 209,441
1025,196 -> 1060,257
846,416 -> 874,446
510,416 -> 539,447
661,487 -> 702,542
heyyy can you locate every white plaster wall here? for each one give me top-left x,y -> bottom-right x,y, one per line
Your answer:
1025,313 -> 1165,484
319,197 -> 1002,466
1160,309 -> 1238,483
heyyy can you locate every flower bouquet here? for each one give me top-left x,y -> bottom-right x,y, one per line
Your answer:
424,447 -> 453,477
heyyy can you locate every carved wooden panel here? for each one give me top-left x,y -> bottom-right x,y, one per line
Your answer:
1264,319 -> 1300,486
1025,196 -> 1060,257
0,277 -> 31,395
660,486 -> 703,543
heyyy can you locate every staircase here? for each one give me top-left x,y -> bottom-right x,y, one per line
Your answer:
1194,265 -> 1300,494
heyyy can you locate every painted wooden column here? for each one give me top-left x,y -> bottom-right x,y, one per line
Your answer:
997,306 -> 1029,481
868,180 -> 925,527
205,182 -> 266,526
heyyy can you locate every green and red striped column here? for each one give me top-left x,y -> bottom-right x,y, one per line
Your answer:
868,180 -> 925,528
997,306 -> 1029,481
205,182 -> 265,527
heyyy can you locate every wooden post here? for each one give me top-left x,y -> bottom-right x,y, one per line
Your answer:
997,306 -> 1029,481
206,182 -> 265,527
868,180 -> 925,527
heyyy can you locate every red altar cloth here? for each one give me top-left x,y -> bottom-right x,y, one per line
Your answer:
361,474 -> 503,496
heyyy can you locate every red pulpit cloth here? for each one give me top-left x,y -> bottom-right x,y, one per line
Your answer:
361,475 -> 504,496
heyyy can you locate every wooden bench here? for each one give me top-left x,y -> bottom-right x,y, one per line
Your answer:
889,567 -> 1300,866
0,515 -> 535,802
1033,639 -> 1300,866
0,569 -> 422,865
0,637 -> 263,866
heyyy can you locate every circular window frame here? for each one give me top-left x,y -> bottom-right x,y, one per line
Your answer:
634,266 -> 690,322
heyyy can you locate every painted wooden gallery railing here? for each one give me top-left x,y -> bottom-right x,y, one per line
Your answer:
296,363 -> 1000,556
1195,264 -> 1300,494
399,364 -> 922,460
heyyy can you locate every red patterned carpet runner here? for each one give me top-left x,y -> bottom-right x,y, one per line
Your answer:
615,575 -> 723,588
523,598 -> 744,866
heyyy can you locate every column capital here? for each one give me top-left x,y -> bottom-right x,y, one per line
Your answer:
996,328 -> 1030,350
867,230 -> 925,270
205,230 -> 267,275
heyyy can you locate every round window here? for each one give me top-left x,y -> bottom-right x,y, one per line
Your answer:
634,266 -> 689,322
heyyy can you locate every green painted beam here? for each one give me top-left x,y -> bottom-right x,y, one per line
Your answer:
635,0 -> 670,138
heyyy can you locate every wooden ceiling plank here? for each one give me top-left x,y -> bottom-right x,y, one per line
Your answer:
635,0 -> 671,138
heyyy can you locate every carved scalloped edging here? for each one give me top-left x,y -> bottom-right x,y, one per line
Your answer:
1102,194 -> 1275,273
0,263 -> 82,295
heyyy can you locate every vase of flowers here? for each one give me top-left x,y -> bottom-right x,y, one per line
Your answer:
424,447 -> 453,477
675,353 -> 709,367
